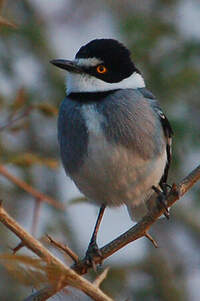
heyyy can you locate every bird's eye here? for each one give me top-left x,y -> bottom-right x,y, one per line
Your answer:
96,65 -> 107,74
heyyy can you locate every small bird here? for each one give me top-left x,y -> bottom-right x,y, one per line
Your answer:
51,39 -> 173,259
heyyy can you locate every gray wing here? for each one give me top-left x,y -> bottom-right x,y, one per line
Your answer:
156,107 -> 173,185
138,88 -> 173,185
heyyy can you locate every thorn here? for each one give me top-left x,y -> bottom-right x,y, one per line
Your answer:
46,234 -> 79,263
171,183 -> 180,197
93,267 -> 110,287
171,183 -> 177,190
12,241 -> 25,254
145,232 -> 158,248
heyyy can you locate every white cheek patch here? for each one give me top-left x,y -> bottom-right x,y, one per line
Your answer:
66,71 -> 145,94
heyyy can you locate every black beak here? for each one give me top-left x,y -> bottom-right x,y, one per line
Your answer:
50,59 -> 82,73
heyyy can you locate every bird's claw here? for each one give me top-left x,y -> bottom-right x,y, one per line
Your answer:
85,241 -> 103,271
160,182 -> 172,194
152,185 -> 170,219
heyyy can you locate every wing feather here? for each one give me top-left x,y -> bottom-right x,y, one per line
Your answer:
156,108 -> 173,185
138,88 -> 173,186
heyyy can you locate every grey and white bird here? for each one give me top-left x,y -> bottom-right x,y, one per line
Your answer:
51,39 -> 173,257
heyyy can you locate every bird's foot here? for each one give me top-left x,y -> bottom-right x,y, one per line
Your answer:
152,185 -> 170,219
160,182 -> 172,195
85,241 -> 103,271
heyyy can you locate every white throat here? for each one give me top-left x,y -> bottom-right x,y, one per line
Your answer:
66,71 -> 145,95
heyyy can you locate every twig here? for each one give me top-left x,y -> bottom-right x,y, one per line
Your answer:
47,235 -> 79,263
0,203 -> 114,301
0,108 -> 31,131
73,165 -> 200,274
12,241 -> 25,254
0,165 -> 64,210
144,232 -> 158,248
32,198 -> 42,236
178,164 -> 200,196
2,164 -> 200,300
0,15 -> 17,28
93,267 -> 110,288
25,164 -> 200,300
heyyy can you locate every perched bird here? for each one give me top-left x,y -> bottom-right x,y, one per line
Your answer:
51,39 -> 173,258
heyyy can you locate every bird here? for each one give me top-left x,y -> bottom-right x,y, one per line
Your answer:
50,38 -> 173,261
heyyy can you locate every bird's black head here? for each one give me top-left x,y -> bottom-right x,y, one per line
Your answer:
50,38 -> 145,93
75,39 -> 140,83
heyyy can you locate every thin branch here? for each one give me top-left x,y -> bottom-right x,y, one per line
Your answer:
0,108 -> 31,131
178,164 -> 200,196
12,241 -> 25,254
2,164 -> 200,300
0,203 -> 114,301
20,164 -> 200,300
0,165 -> 64,210
144,232 -> 158,248
0,15 -> 17,28
32,198 -> 42,236
73,164 -> 200,274
93,267 -> 110,288
47,235 -> 79,263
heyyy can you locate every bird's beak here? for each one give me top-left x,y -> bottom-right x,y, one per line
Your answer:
50,59 -> 83,73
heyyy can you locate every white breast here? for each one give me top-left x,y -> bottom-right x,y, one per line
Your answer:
81,104 -> 104,136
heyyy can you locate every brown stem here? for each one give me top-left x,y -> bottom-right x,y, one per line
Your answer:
0,203 -> 114,301
1,164 -> 200,300
0,107 -> 31,131
23,165 -> 200,300
32,198 -> 42,236
0,165 -> 64,210
73,165 -> 200,274
47,235 -> 79,263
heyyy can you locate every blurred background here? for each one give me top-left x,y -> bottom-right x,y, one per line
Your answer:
0,0 -> 200,300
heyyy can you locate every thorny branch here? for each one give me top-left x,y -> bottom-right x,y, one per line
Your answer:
0,203 -> 114,301
0,164 -> 200,300
74,164 -> 200,274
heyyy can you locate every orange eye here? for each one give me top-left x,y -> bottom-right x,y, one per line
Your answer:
96,65 -> 107,74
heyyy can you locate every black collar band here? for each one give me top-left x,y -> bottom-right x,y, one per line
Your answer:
68,90 -> 120,103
